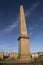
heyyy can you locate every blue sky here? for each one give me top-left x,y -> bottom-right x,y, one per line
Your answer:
0,0 -> 43,53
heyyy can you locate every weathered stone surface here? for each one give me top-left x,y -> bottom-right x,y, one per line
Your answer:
0,52 -> 4,59
19,5 -> 27,36
18,5 -> 31,61
8,52 -> 18,59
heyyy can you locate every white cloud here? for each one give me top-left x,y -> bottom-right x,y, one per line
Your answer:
25,3 -> 39,17
4,18 -> 19,32
0,17 -> 19,33
35,24 -> 39,28
29,24 -> 39,36
29,31 -> 33,36
29,24 -> 39,31
30,27 -> 34,30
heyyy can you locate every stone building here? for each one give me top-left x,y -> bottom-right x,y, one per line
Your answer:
31,53 -> 39,59
31,52 -> 43,59
37,52 -> 43,57
0,52 -> 4,59
8,52 -> 18,59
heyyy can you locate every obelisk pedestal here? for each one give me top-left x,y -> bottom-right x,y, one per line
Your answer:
18,5 -> 31,62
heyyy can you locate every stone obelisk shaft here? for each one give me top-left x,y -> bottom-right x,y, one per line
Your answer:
19,5 -> 27,36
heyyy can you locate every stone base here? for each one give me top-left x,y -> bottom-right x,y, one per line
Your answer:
18,54 -> 31,63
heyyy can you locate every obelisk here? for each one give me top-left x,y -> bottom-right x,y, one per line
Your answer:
18,5 -> 31,62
